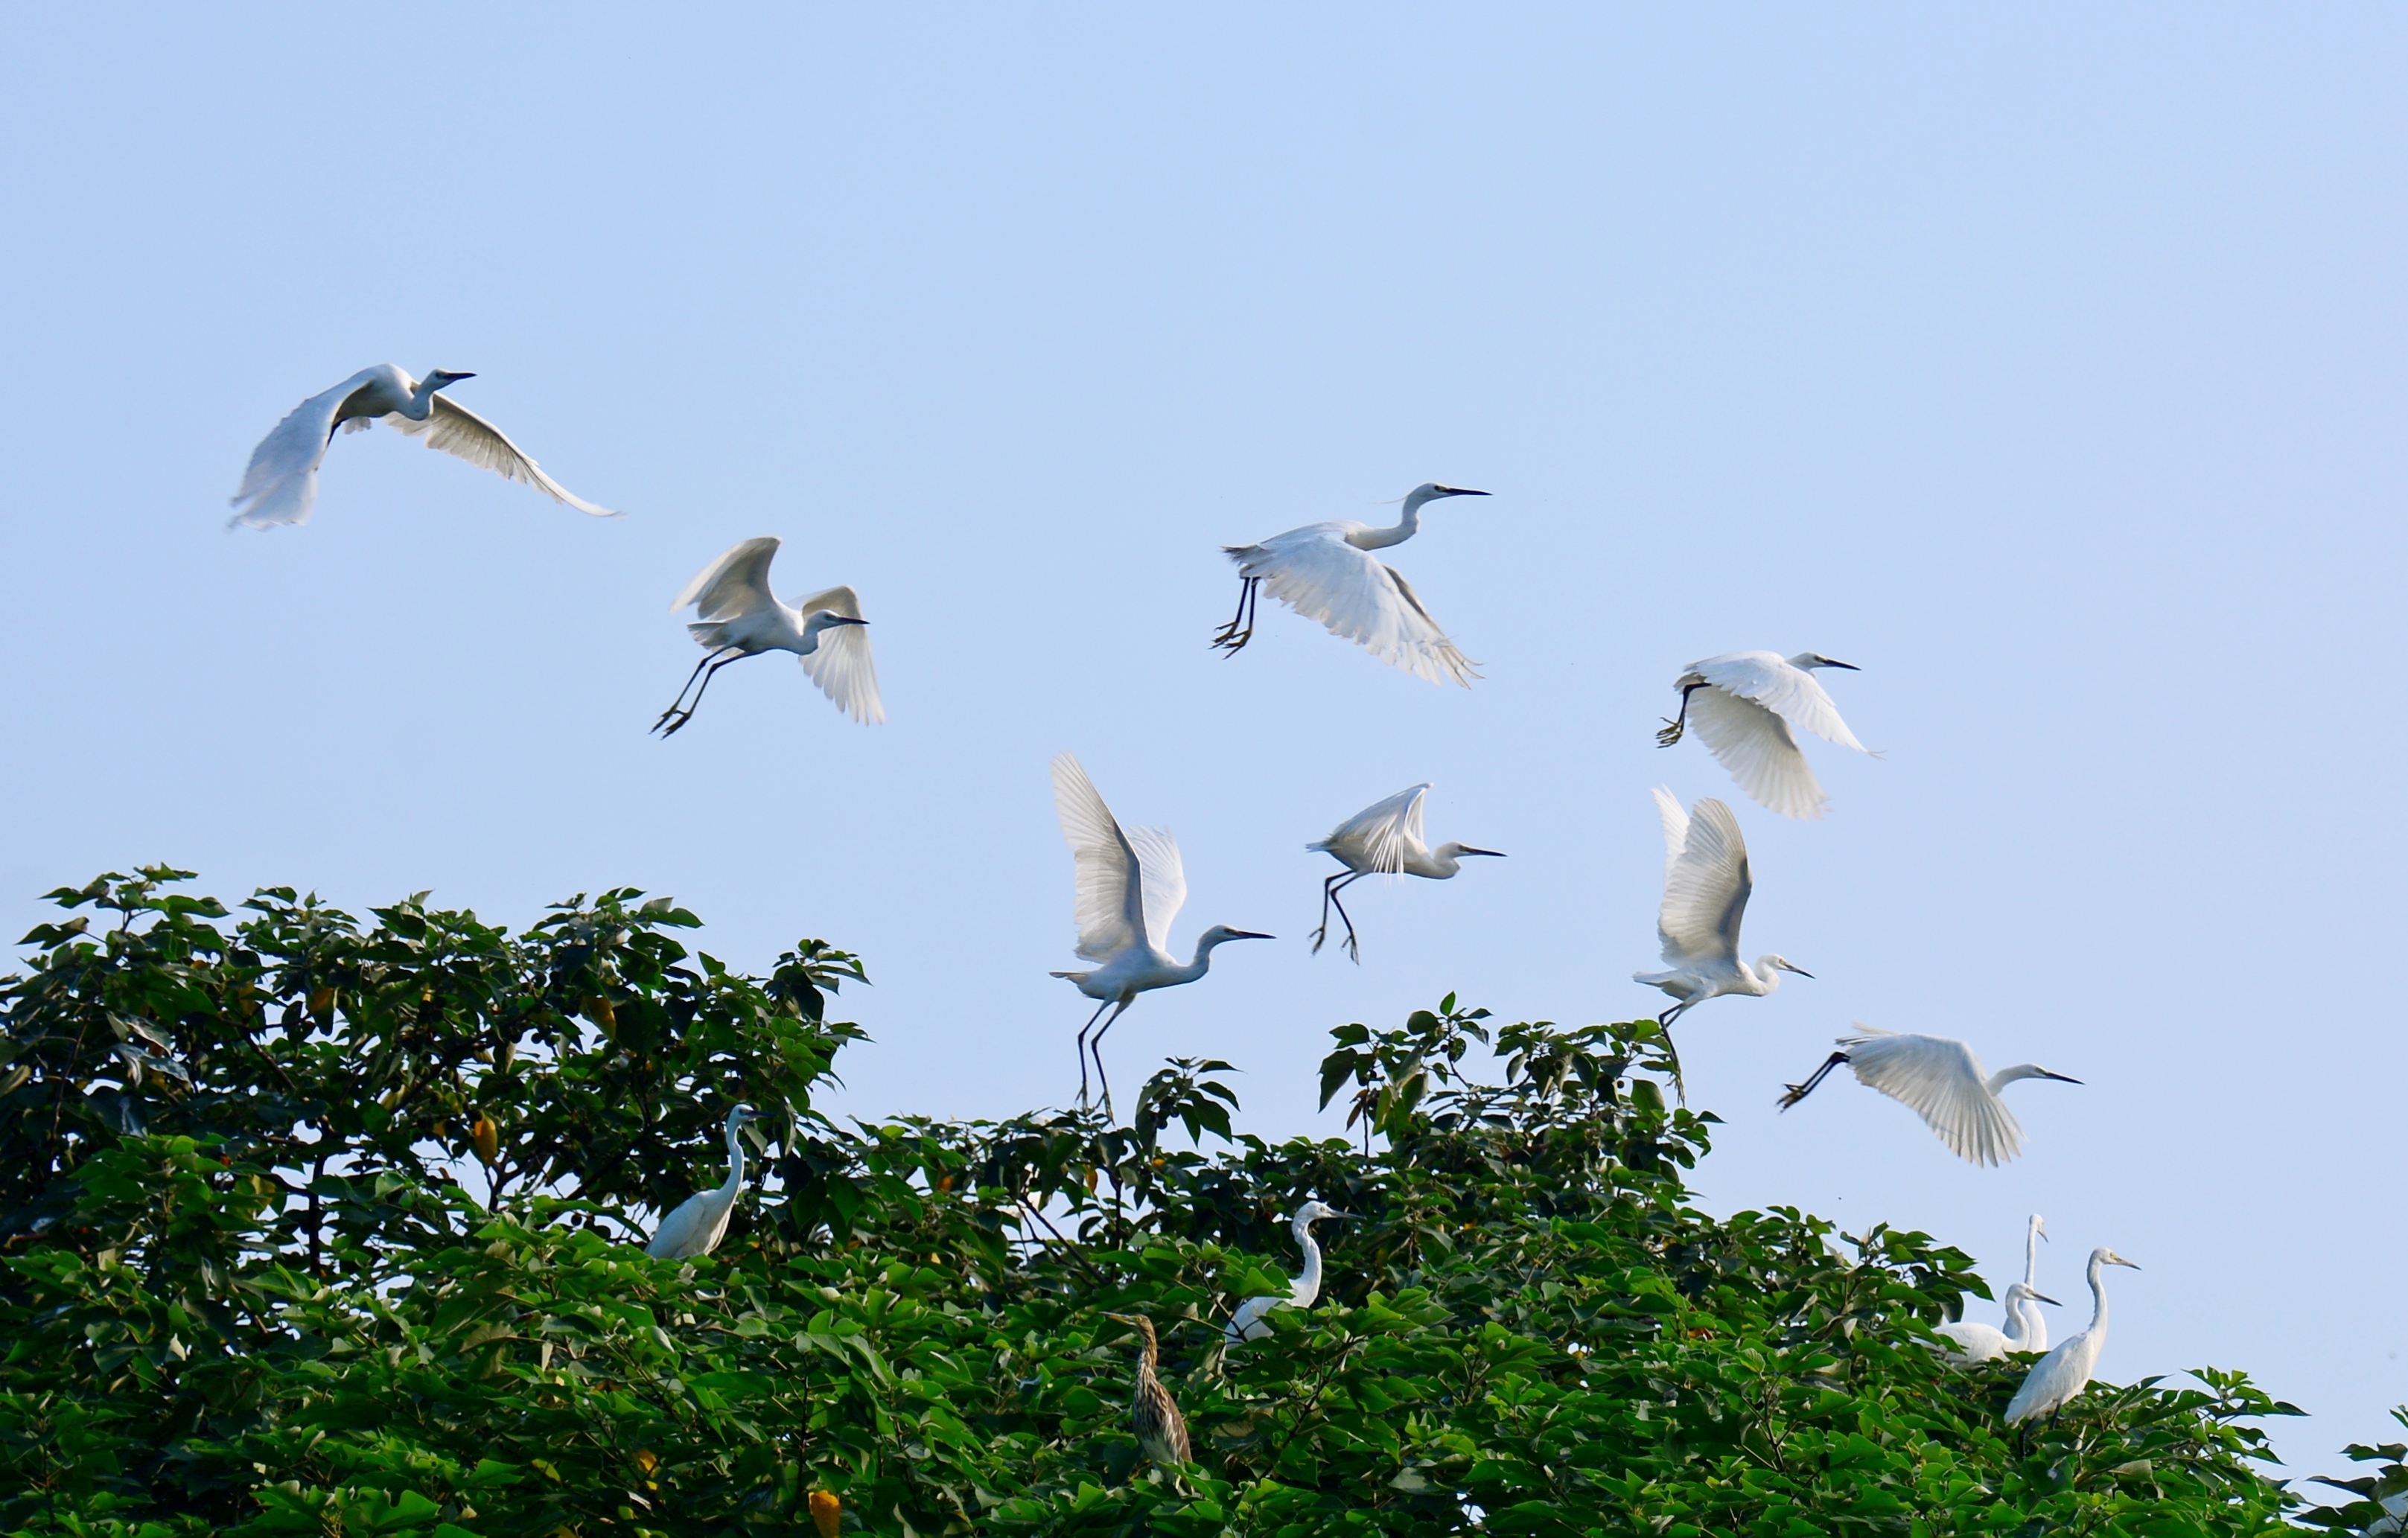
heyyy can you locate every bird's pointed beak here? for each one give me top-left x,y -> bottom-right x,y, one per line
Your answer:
1783,964 -> 1815,978
1819,658 -> 1859,670
2115,1259 -> 2141,1270
2042,1070 -> 2083,1084
1459,847 -> 1506,858
1436,486 -> 1491,497
2033,1292 -> 2063,1306
434,370 -> 476,385
1226,930 -> 1275,941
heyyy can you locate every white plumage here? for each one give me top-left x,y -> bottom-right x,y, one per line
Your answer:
2006,1248 -> 2141,1424
653,537 -> 882,735
1657,651 -> 1867,820
1777,1025 -> 2081,1167
229,365 -> 617,529
1213,484 -> 1488,685
1048,753 -> 1270,1114
1935,1282 -> 2057,1364
1632,791 -> 1810,1085
1224,1200 -> 1351,1345
1306,783 -> 1503,960
646,1105 -> 762,1260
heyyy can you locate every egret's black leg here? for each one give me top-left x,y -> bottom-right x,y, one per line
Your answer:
1656,682 -> 1711,747
1087,1000 -> 1135,1120
1327,874 -> 1366,963
1651,1001 -> 1692,1104
657,652 -> 752,738
1211,578 -> 1260,656
654,648 -> 737,733
1073,996 -> 1115,1108
1777,1051 -> 1852,1110
1308,872 -> 1366,957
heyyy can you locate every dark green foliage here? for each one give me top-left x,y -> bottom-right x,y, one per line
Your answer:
0,871 -> 2337,1536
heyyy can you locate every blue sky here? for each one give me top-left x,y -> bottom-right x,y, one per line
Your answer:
3,5 -> 2402,1470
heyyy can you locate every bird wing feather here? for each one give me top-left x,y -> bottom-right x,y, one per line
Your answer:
1685,686 -> 1829,820
1122,824 -> 1188,956
672,537 -> 782,617
1692,653 -> 1866,750
1651,786 -> 1689,887
1934,1320 -> 2010,1363
1327,783 -> 1430,875
1235,527 -> 1478,686
1841,1027 -> 2025,1167
386,393 -> 619,516
1051,753 -> 1148,963
791,585 -> 885,724
645,1185 -> 736,1259
227,371 -> 378,529
1657,797 -> 1750,965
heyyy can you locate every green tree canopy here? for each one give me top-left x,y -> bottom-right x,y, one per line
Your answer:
0,869 -> 2362,1536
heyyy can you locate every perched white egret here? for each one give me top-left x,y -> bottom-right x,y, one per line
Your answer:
1213,484 -> 1488,686
1306,783 -> 1503,961
2006,1248 -> 2141,1425
1935,1282 -> 2060,1364
654,537 -> 882,736
229,364 -> 618,529
646,1105 -> 762,1260
1777,1025 -> 2081,1167
1634,789 -> 1810,1087
1224,1200 -> 1352,1345
2018,1214 -> 2052,1353
1655,652 -> 1867,820
1048,753 -> 1271,1113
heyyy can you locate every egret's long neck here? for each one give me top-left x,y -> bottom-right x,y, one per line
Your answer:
1290,1218 -> 1325,1306
2083,1254 -> 2110,1336
719,1122 -> 747,1199
2025,1219 -> 2042,1290
1172,934 -> 1227,983
1987,1064 -> 2044,1097
401,376 -> 446,422
2001,1292 -> 2030,1347
1751,957 -> 1786,995
1350,488 -> 1436,552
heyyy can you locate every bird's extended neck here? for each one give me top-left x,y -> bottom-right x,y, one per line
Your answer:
1172,932 -> 1232,982
1348,487 -> 1439,552
1987,1063 -> 2049,1097
2025,1216 -> 2043,1290
718,1120 -> 748,1199
2083,1252 -> 2110,1336
401,374 -> 447,422
1290,1215 -> 1325,1306
1748,957 -> 1787,995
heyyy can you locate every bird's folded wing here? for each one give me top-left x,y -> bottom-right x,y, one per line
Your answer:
228,377 -> 363,529
1687,687 -> 1829,820
1843,1030 -> 2025,1167
672,537 -> 782,617
1657,797 -> 1750,964
1695,654 -> 1866,751
1051,753 -> 1147,962
1328,784 -> 1430,876
1241,532 -> 1478,686
794,590 -> 885,725
1123,825 -> 1188,956
388,394 -> 619,516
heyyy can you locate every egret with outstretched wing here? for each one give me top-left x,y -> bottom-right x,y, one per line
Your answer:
654,537 -> 882,736
1657,651 -> 1867,819
1306,783 -> 1503,960
1777,1025 -> 2081,1167
1634,789 -> 1811,1089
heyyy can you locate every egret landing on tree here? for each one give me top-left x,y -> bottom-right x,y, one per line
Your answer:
229,364 -> 619,529
1307,784 -> 1502,961
1633,789 -> 1810,1094
1777,1025 -> 2080,1167
654,537 -> 882,736
1656,651 -> 1869,820
1048,753 -> 1270,1117
1214,484 -> 1488,685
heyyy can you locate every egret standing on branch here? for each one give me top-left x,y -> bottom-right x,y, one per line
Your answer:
1307,783 -> 1503,961
229,365 -> 619,529
1225,1199 -> 1352,1344
1935,1282 -> 2060,1365
1777,1025 -> 2081,1167
1213,483 -> 1489,686
654,537 -> 882,736
2006,1248 -> 2141,1426
2017,1213 -> 2052,1353
1656,652 -> 1868,820
1048,753 -> 1271,1114
646,1105 -> 762,1260
1634,789 -> 1811,1090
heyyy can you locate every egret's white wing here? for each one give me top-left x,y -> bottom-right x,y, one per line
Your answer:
1692,653 -> 1866,751
672,537 -> 781,617
1657,797 -> 1750,966
386,393 -> 619,516
1122,825 -> 1188,956
1650,787 -> 1689,886
791,585 -> 885,725
1328,784 -> 1431,876
1051,753 -> 1147,963
1686,686 -> 1829,821
1841,1026 -> 2025,1167
227,371 -> 379,529
1934,1320 -> 2011,1364
1234,528 -> 1478,687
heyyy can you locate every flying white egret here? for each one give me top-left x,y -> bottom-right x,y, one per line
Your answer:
1634,789 -> 1811,1089
1213,483 -> 1489,686
646,1105 -> 762,1260
2005,1248 -> 2141,1425
1777,1025 -> 2081,1167
1655,652 -> 1867,820
1224,1200 -> 1352,1345
654,537 -> 882,736
1935,1282 -> 2060,1364
228,364 -> 618,529
1048,753 -> 1271,1114
1306,783 -> 1503,961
